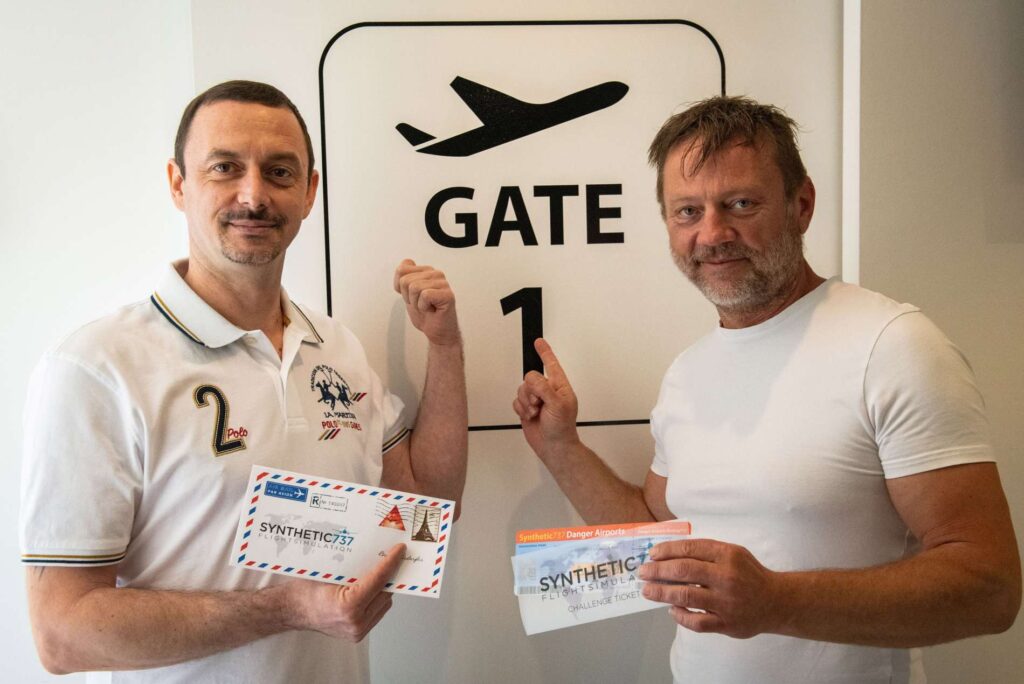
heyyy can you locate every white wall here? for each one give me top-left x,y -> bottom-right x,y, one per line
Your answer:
0,1 -> 194,681
860,1 -> 1024,682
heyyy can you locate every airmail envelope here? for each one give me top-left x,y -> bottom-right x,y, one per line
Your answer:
231,465 -> 454,598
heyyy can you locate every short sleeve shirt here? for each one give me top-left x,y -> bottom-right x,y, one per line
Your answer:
20,262 -> 409,682
650,278 -> 994,684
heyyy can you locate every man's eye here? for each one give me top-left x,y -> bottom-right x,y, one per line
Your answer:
678,206 -> 699,218
732,199 -> 754,210
269,167 -> 294,179
212,163 -> 233,173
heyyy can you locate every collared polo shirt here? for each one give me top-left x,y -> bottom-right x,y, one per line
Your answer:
20,261 -> 408,682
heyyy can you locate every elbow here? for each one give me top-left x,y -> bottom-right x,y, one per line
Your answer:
39,658 -> 74,677
989,575 -> 1021,634
32,628 -> 79,675
25,566 -> 117,675
29,612 -> 97,675
976,563 -> 1021,635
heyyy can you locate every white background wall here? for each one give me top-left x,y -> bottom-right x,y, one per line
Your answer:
0,2 -> 194,681
1,1 -> 1018,683
860,1 -> 1024,682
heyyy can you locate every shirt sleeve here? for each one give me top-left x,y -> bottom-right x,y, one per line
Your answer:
20,352 -> 142,566
865,311 -> 995,479
649,375 -> 671,478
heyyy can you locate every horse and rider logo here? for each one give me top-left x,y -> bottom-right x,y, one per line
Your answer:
310,365 -> 366,412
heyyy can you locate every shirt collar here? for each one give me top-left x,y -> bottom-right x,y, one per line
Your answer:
282,295 -> 325,345
150,260 -> 324,348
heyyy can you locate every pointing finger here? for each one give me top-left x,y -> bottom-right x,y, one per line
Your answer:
348,543 -> 405,610
534,338 -> 570,387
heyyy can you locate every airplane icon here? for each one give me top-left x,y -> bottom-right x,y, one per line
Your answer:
396,76 -> 629,157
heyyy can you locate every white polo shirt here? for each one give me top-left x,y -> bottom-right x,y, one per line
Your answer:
20,261 -> 408,683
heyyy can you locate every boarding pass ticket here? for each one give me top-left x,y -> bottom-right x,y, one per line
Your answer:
511,521 -> 691,634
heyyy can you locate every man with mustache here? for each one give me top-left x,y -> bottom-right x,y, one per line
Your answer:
21,81 -> 467,682
513,96 -> 1019,683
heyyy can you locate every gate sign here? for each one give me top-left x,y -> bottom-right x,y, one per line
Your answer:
319,20 -> 725,429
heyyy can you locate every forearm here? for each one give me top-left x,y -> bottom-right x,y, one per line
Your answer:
407,340 -> 468,503
538,437 -> 657,525
773,543 -> 1020,647
30,575 -> 296,674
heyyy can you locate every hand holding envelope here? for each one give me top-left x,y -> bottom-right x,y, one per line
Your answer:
277,542 -> 406,642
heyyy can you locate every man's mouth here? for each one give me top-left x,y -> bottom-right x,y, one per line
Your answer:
700,257 -> 746,266
219,210 -> 284,231
226,219 -> 279,228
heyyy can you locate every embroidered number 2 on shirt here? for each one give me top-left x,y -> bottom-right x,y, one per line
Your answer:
193,385 -> 248,456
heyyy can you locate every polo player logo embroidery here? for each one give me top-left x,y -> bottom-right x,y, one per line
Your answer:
311,365 -> 366,410
311,365 -> 365,439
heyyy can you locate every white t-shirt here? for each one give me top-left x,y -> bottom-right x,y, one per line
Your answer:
21,262 -> 409,683
650,278 -> 994,684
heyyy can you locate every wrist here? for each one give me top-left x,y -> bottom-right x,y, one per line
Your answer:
539,432 -> 583,463
767,570 -> 798,636
427,333 -> 464,352
260,581 -> 306,633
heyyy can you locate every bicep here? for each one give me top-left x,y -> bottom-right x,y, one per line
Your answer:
886,463 -> 1018,562
378,436 -> 414,493
643,471 -> 674,521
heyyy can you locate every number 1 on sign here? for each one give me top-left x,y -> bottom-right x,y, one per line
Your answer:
500,287 -> 543,377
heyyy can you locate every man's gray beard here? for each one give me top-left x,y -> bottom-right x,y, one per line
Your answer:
672,219 -> 805,314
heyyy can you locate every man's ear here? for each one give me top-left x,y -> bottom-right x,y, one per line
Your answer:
795,176 -> 816,235
168,159 -> 185,211
303,169 -> 320,218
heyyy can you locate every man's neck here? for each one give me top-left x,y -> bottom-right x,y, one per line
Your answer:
179,258 -> 286,342
717,261 -> 826,329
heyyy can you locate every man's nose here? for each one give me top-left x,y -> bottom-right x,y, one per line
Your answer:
696,207 -> 735,247
236,168 -> 269,208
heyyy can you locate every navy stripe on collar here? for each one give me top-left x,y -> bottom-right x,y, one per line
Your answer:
290,300 -> 324,343
150,294 -> 207,347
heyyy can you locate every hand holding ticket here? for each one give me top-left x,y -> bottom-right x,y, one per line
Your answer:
512,521 -> 691,634
231,465 -> 455,597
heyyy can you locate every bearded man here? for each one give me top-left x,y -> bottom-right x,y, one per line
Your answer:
512,96 -> 1019,684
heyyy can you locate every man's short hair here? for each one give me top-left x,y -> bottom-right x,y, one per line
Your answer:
648,95 -> 806,212
174,80 -> 315,182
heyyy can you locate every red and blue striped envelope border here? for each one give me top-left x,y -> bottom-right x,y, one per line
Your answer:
236,469 -> 452,597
